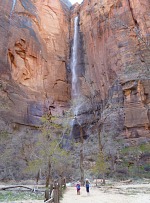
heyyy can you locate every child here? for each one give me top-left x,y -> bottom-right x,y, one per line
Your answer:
76,181 -> 81,195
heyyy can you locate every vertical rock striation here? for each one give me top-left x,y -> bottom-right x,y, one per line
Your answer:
0,0 -> 71,126
77,0 -> 150,145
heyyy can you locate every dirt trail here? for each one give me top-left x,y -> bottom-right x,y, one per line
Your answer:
60,186 -> 150,203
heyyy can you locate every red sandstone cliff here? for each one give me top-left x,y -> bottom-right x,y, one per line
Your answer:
0,0 -> 149,153
76,0 -> 150,144
0,0 -> 150,181
0,0 -> 71,126
0,0 -> 149,151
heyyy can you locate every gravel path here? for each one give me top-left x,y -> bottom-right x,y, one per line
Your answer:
60,186 -> 150,203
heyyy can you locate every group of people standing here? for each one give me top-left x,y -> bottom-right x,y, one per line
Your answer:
76,179 -> 90,195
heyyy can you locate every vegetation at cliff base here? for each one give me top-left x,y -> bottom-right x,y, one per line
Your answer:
0,191 -> 43,202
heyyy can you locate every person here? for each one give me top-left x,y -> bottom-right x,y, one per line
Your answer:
85,179 -> 90,194
76,181 -> 81,195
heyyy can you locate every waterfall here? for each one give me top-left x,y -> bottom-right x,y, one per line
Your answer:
10,0 -> 17,16
71,16 -> 80,116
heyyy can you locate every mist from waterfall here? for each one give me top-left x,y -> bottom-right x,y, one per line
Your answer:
71,16 -> 81,116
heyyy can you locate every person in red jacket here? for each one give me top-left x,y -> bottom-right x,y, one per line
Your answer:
76,181 -> 81,195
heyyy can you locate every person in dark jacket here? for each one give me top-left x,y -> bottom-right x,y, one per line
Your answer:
85,179 -> 90,194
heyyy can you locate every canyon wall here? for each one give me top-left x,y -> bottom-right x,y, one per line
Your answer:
2,0 -> 149,142
0,0 -> 72,181
0,0 -> 150,180
74,0 -> 150,147
0,0 -> 70,128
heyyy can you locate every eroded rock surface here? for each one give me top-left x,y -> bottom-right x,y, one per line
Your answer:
76,0 -> 150,145
0,0 -> 150,180
0,0 -> 71,126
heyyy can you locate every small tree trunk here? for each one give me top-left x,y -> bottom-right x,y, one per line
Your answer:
98,129 -> 106,185
63,177 -> 66,189
58,177 -> 62,198
36,169 -> 41,190
44,188 -> 50,201
54,183 -> 59,203
80,126 -> 84,186
102,173 -> 105,185
46,158 -> 51,188
80,147 -> 84,186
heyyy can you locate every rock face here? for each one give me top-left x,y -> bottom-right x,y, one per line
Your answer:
0,0 -> 71,127
0,0 -> 150,180
68,0 -> 150,177
3,0 -> 150,139
75,0 -> 150,145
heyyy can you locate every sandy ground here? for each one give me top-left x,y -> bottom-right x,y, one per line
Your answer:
60,184 -> 150,203
1,182 -> 150,203
9,201 -> 44,203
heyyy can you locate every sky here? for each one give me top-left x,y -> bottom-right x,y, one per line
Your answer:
69,0 -> 83,4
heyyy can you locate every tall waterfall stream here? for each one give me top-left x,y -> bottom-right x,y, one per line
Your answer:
71,16 -> 81,117
10,0 -> 16,17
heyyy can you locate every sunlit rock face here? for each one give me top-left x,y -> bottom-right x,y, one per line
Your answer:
0,0 -> 71,126
75,0 -> 150,144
